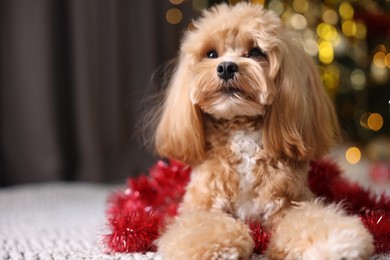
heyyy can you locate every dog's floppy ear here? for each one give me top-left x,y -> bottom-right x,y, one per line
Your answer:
263,37 -> 340,160
155,53 -> 206,166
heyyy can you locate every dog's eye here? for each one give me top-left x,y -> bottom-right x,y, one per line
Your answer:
247,47 -> 266,59
206,50 -> 218,59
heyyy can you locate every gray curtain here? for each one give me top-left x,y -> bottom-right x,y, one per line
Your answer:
0,0 -> 196,186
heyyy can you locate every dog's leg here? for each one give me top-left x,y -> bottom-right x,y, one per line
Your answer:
266,199 -> 374,260
156,210 -> 254,260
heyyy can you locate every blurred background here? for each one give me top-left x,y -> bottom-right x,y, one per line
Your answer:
0,0 -> 389,187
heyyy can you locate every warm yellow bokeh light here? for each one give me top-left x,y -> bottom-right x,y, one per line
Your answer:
368,113 -> 384,131
355,22 -> 367,39
318,41 -> 334,64
166,8 -> 183,25
321,64 -> 340,90
324,72 -> 338,89
293,0 -> 308,13
342,20 -> 357,37
322,9 -> 338,25
345,147 -> 361,165
339,2 -> 354,20
373,52 -> 387,69
317,23 -> 338,41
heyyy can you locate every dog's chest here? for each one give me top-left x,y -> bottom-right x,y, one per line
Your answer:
229,130 -> 273,221
229,130 -> 262,183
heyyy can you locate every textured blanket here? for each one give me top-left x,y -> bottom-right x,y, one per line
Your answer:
0,183 -> 388,259
0,183 -> 159,260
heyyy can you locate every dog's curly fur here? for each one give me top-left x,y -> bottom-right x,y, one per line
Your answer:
154,3 -> 374,259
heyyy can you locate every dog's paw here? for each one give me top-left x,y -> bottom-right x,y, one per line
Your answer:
301,228 -> 374,260
157,211 -> 253,260
209,246 -> 239,260
267,200 -> 374,260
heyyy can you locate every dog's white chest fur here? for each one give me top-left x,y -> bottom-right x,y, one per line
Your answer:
229,130 -> 279,221
229,130 -> 263,219
229,130 -> 261,182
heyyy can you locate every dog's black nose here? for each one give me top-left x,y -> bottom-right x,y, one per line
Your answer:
217,62 -> 238,80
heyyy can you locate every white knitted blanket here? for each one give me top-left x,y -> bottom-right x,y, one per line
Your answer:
0,183 -> 388,260
0,183 -> 160,260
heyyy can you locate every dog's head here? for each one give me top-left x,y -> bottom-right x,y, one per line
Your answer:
155,3 -> 340,165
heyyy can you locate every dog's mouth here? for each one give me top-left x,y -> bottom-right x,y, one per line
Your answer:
221,86 -> 245,96
218,84 -> 261,105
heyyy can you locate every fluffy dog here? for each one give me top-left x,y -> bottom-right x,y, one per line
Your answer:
154,2 -> 374,259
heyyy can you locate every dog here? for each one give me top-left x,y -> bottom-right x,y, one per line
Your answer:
153,2 -> 374,259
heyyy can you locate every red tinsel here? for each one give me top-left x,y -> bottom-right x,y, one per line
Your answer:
104,160 -> 191,253
104,159 -> 390,254
308,160 -> 390,213
249,222 -> 271,255
361,211 -> 390,253
104,211 -> 161,253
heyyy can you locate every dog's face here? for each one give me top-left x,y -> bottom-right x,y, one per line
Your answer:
155,3 -> 340,165
182,4 -> 281,119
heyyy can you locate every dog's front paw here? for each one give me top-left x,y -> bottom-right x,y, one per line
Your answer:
157,211 -> 253,260
209,246 -> 239,260
301,228 -> 374,260
267,201 -> 374,260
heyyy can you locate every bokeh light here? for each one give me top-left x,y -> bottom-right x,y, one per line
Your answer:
268,0 -> 285,16
322,9 -> 338,25
385,53 -> 390,68
342,20 -> 357,37
320,64 -> 340,92
373,52 -> 387,69
290,13 -> 307,30
345,147 -> 361,165
367,113 -> 384,131
351,69 -> 366,90
169,0 -> 184,5
317,23 -> 338,41
166,8 -> 183,25
360,112 -> 385,131
318,41 -> 334,64
354,21 -> 367,39
293,0 -> 309,13
339,2 -> 354,20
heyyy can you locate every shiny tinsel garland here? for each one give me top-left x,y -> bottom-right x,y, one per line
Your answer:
104,159 -> 390,254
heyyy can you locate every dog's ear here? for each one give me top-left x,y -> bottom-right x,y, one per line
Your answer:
155,54 -> 206,166
263,37 -> 340,160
